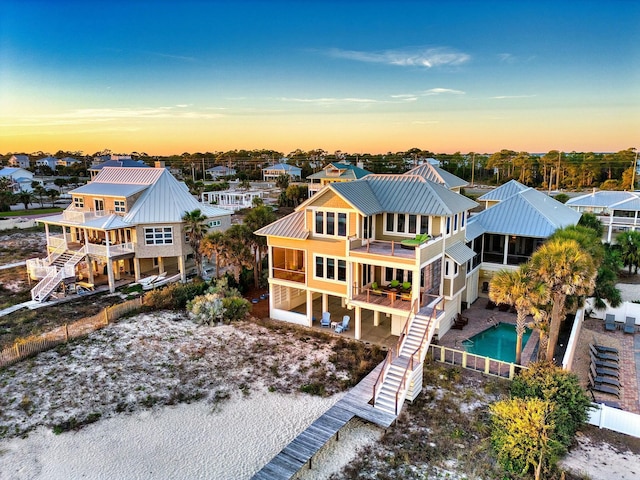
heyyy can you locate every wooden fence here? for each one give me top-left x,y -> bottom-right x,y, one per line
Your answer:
0,296 -> 145,369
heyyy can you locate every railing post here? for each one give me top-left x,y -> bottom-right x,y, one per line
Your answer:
14,342 -> 20,358
484,358 -> 491,375
64,324 -> 69,342
462,351 -> 467,369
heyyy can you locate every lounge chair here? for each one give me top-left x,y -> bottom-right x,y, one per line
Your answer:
401,291 -> 412,301
624,316 -> 636,334
592,363 -> 619,379
590,364 -> 621,388
593,343 -> 619,355
604,314 -> 617,331
401,281 -> 411,292
321,312 -> 331,328
335,315 -> 350,333
371,282 -> 383,295
400,233 -> 430,249
589,344 -> 618,363
588,372 -> 620,398
590,352 -> 618,371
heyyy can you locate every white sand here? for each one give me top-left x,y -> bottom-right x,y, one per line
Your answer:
0,391 -> 345,480
560,434 -> 640,480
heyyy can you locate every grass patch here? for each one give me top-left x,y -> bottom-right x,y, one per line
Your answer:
0,208 -> 63,217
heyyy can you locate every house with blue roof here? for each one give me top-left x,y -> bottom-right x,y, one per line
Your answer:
0,167 -> 35,193
262,163 -> 302,182
8,154 -> 30,169
306,162 -> 371,196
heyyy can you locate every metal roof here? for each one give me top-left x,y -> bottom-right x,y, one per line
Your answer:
306,162 -> 371,180
88,160 -> 151,171
262,163 -> 302,173
469,187 -> 580,237
566,190 -> 640,208
405,164 -> 468,189
255,210 -> 308,239
445,241 -> 476,265
89,166 -> 164,185
465,219 -> 486,241
477,179 -> 529,201
70,183 -> 148,197
330,174 -> 477,216
124,169 -> 231,224
612,196 -> 640,211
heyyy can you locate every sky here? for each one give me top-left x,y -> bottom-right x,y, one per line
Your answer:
0,0 -> 638,156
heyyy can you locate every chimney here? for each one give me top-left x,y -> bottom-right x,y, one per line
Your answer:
155,160 -> 166,169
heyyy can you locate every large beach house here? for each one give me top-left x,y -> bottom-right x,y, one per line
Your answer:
28,167 -> 231,302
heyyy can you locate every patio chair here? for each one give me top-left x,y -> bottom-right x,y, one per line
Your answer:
624,316 -> 636,334
589,344 -> 618,363
456,313 -> 469,326
593,342 -> 619,355
389,279 -> 400,289
401,291 -> 412,301
321,312 -> 331,328
335,315 -> 350,333
588,372 -> 620,398
604,314 -> 617,331
401,281 -> 411,292
590,352 -> 618,371
590,364 -> 621,388
371,282 -> 383,295
592,363 -> 619,379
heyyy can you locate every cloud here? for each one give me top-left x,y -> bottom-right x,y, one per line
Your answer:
279,95 -> 418,106
421,88 -> 465,96
325,46 -> 470,68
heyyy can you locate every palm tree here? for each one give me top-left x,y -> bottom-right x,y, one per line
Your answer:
200,231 -> 226,279
220,224 -> 254,283
182,209 -> 208,276
46,188 -> 60,207
489,265 -> 549,364
617,230 -> 640,275
243,204 -> 276,288
17,191 -> 33,210
529,239 -> 596,362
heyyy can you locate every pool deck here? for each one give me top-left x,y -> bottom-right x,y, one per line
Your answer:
437,296 -> 539,366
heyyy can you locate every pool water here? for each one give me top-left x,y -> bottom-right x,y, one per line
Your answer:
462,323 -> 532,363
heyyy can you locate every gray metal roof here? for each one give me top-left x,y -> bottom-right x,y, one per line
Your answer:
88,160 -> 151,171
465,219 -> 486,241
124,169 -> 231,224
331,174 -> 477,216
477,179 -> 529,201
255,210 -> 308,239
469,187 -> 580,237
445,241 -> 476,265
90,166 -> 164,184
306,162 -> 371,181
405,164 -> 468,189
70,183 -> 148,197
566,190 -> 639,208
612,196 -> 640,211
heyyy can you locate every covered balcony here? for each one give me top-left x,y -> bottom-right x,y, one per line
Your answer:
271,247 -> 306,284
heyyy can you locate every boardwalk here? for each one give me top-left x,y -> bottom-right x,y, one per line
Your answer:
252,361 -> 397,480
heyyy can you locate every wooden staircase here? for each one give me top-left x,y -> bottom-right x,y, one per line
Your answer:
31,248 -> 85,302
373,297 -> 442,415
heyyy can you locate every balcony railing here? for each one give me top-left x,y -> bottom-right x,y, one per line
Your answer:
349,234 -> 442,260
272,266 -> 306,283
85,242 -> 135,258
62,209 -> 114,224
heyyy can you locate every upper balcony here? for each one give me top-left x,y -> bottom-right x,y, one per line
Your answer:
348,234 -> 443,264
62,208 -> 115,224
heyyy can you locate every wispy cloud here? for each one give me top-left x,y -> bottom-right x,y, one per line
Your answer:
421,88 -> 465,96
325,46 -> 470,68
490,95 -> 537,99
0,106 -> 224,127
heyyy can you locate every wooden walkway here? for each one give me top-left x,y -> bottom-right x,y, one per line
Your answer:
252,361 -> 397,479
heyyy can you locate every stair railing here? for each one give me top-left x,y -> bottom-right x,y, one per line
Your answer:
372,349 -> 392,405
46,241 -> 68,266
31,268 -> 64,302
395,298 -> 419,355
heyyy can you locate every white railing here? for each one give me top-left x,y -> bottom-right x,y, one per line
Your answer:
429,344 -> 527,380
62,209 -> 112,224
562,308 -> 584,371
26,258 -> 54,280
85,242 -> 135,257
48,235 -> 69,250
31,268 -> 64,302
588,403 -> 640,438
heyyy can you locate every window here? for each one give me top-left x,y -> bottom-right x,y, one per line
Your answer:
208,220 -> 221,227
386,213 -> 395,231
144,226 -> 173,245
313,210 -> 348,237
420,216 -> 429,234
73,197 -> 84,208
461,212 -> 466,228
444,259 -> 459,278
408,215 -> 417,234
385,213 -> 430,235
397,214 -> 405,232
314,255 -> 347,282
446,217 -> 451,235
114,200 -> 126,213
454,214 -> 458,231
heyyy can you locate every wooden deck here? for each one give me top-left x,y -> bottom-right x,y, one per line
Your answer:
252,361 -> 397,480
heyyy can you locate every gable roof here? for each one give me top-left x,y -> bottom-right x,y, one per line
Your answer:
329,174 -> 477,216
468,187 -> 580,237
306,162 -> 371,180
566,190 -> 640,209
262,163 -> 301,173
255,210 -> 308,239
477,179 -> 529,201
404,163 -> 468,189
88,159 -> 150,171
0,167 -> 31,177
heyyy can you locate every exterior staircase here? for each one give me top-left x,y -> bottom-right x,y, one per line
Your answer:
373,297 -> 442,415
30,248 -> 85,302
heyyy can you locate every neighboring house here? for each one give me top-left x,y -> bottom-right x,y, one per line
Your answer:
262,163 -> 302,182
566,190 -> 640,242
0,167 -> 35,192
404,163 -> 468,193
465,181 -> 581,303
35,156 -> 59,170
206,166 -> 237,179
93,154 -> 132,164
88,159 -> 150,180
306,162 -> 371,197
8,155 -> 30,169
201,189 -> 265,211
29,167 -> 232,301
56,157 -> 81,168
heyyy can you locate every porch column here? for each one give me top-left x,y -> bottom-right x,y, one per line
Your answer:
107,260 -> 116,293
158,257 -> 165,274
86,255 -> 95,284
322,293 -> 328,314
355,306 -> 362,340
374,310 -> 380,327
306,290 -> 313,327
112,259 -> 121,280
178,255 -> 186,282
503,235 -> 509,265
133,257 -> 141,281
607,212 -> 613,243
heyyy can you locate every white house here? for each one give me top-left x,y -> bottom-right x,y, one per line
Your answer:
35,156 -> 59,170
8,155 -> 30,169
0,167 -> 35,193
262,163 -> 302,182
206,166 -> 237,179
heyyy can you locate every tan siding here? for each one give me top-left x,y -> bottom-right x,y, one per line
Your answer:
311,191 -> 351,209
134,223 -> 187,258
420,240 -> 444,265
452,268 -> 466,293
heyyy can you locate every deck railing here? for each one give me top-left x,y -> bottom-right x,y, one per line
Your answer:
428,344 -> 527,380
272,266 -> 306,283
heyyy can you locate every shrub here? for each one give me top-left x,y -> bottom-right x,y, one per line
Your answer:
187,293 -> 226,325
221,296 -> 250,322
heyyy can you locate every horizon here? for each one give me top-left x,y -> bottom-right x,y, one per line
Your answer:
1,1 -> 638,155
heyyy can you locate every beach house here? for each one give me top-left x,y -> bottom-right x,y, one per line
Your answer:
7,154 -> 30,169
306,162 -> 371,197
0,167 -> 35,193
28,167 -> 232,301
262,163 -> 302,182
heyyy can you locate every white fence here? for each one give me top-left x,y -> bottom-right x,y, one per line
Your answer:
588,403 -> 640,438
562,308 -> 584,371
586,299 -> 640,328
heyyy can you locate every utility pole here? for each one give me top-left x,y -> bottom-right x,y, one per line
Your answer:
632,149 -> 638,191
471,152 -> 476,187
556,151 -> 561,191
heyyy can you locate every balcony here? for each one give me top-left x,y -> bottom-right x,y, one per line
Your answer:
62,208 -> 113,224
349,239 -> 416,260
85,242 -> 135,258
272,266 -> 306,284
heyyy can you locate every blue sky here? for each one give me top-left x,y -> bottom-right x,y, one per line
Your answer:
1,0 -> 638,155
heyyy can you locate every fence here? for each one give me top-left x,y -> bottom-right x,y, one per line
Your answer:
428,344 -> 527,380
562,308 -> 584,372
588,403 -> 640,439
0,296 -> 145,369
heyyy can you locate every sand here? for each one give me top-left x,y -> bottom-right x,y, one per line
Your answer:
0,391 -> 352,480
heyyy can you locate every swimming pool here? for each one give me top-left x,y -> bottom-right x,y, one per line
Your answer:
462,323 -> 532,363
